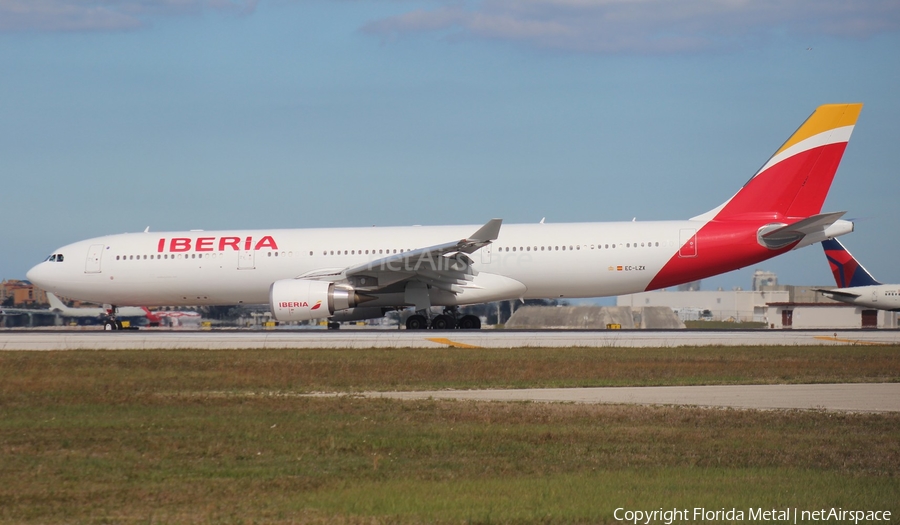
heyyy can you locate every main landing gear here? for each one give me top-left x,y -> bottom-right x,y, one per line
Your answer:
405,308 -> 481,330
405,314 -> 429,330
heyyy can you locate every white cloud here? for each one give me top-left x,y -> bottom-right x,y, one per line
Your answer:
0,0 -> 258,32
4,0 -> 897,49
360,0 -> 900,54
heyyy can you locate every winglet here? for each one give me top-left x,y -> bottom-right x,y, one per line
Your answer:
469,218 -> 502,243
822,238 -> 881,287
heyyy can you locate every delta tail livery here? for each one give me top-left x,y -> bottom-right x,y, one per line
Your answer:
816,239 -> 900,311
27,104 -> 862,330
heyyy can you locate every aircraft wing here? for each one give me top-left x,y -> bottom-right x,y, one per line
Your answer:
299,219 -> 502,295
813,288 -> 862,299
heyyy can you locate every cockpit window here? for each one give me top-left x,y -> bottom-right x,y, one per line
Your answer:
47,255 -> 56,262
57,254 -> 64,262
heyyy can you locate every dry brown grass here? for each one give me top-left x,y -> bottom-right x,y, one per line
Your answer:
1,345 -> 898,403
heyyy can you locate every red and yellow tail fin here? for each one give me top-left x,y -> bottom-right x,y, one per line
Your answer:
695,103 -> 862,222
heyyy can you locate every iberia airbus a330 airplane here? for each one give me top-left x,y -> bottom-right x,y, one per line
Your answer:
28,103 -> 862,330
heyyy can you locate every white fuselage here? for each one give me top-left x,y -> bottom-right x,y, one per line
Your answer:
27,220 -> 706,307
820,285 -> 900,312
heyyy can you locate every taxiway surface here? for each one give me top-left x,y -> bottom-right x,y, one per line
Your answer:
359,383 -> 900,413
1,328 -> 899,350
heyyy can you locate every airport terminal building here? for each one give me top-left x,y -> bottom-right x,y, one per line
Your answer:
617,287 -> 898,329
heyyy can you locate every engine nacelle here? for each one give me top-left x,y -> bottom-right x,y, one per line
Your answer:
269,279 -> 363,322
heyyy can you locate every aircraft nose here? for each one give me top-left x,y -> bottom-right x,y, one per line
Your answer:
26,262 -> 48,288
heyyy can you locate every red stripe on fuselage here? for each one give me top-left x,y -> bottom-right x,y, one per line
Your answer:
647,220 -> 796,291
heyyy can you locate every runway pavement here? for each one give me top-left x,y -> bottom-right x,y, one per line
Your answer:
359,383 -> 900,413
1,328 -> 900,350
4,329 -> 897,413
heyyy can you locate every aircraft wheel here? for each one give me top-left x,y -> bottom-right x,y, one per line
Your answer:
327,322 -> 341,330
457,315 -> 481,330
104,320 -> 118,331
431,314 -> 455,330
406,314 -> 428,330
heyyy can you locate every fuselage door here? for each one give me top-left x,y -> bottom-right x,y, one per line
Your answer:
679,229 -> 698,258
481,243 -> 492,264
238,249 -> 255,270
85,244 -> 104,274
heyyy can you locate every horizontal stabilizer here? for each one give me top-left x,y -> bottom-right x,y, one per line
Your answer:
757,211 -> 847,250
813,288 -> 861,300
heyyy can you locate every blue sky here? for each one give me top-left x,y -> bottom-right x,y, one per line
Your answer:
2,0 -> 899,295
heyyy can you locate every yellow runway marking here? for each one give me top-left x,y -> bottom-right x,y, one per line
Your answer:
427,337 -> 482,349
813,336 -> 884,346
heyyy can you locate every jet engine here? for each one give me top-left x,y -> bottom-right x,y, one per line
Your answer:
269,279 -> 369,322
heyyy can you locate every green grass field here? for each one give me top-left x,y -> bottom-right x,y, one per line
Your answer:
1,346 -> 899,523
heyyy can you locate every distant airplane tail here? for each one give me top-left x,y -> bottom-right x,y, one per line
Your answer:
46,292 -> 69,312
694,103 -> 863,222
822,238 -> 880,287
140,307 -> 161,324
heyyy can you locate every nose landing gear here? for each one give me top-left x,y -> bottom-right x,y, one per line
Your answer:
100,306 -> 138,331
